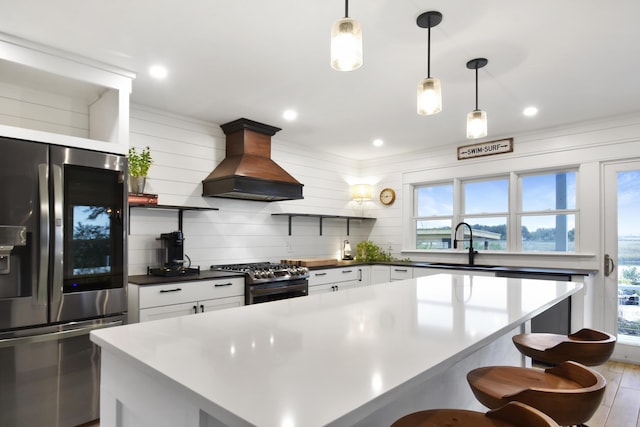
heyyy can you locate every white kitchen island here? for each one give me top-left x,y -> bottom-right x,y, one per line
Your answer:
91,273 -> 583,427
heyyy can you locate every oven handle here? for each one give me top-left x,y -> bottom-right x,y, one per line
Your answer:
250,282 -> 308,296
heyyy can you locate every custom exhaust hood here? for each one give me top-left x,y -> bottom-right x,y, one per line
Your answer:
202,118 -> 304,201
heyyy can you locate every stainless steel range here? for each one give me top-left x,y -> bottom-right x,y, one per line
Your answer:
210,262 -> 309,305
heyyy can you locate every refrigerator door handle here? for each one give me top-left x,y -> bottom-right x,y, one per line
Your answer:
51,164 -> 64,315
37,164 -> 49,305
0,319 -> 124,348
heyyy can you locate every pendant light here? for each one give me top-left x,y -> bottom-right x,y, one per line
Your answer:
466,58 -> 488,139
416,11 -> 443,115
331,0 -> 363,71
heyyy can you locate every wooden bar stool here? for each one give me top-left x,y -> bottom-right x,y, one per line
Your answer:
391,401 -> 559,427
466,361 -> 606,426
512,328 -> 616,366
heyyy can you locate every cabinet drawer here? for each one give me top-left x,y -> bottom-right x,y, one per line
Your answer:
309,267 -> 358,286
139,302 -> 196,322
196,278 -> 245,300
390,267 -> 413,281
138,278 -> 244,309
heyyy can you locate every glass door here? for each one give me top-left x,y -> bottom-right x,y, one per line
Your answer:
604,161 -> 640,361
50,146 -> 127,323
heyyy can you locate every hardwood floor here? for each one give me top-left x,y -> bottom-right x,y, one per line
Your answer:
589,361 -> 640,427
75,361 -> 640,427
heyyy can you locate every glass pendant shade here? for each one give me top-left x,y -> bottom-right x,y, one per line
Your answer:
331,18 -> 363,71
417,77 -> 442,115
466,110 -> 488,139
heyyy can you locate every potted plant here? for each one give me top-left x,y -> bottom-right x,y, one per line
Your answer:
128,146 -> 153,194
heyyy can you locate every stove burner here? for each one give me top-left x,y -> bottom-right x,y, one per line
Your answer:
210,262 -> 309,284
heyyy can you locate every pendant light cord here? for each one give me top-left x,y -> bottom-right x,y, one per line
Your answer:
345,0 -> 349,17
427,26 -> 431,78
474,67 -> 479,111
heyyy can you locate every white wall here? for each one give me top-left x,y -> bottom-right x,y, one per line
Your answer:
127,105 -> 372,275
362,114 -> 640,267
360,113 -> 640,331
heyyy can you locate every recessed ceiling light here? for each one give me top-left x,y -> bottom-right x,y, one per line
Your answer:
372,139 -> 384,147
523,106 -> 538,117
149,64 -> 168,79
282,110 -> 298,121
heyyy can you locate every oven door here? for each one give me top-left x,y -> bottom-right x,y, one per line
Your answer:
246,279 -> 308,305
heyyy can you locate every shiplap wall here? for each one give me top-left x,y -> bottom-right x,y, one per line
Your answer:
362,113 -> 640,270
0,80 -> 90,138
4,74 -> 640,281
127,106 -> 373,274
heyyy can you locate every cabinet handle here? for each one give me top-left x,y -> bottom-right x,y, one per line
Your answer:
335,285 -> 339,291
394,269 -> 408,272
214,282 -> 232,287
200,304 -> 205,313
315,272 -> 327,276
193,305 -> 198,314
342,270 -> 353,273
160,288 -> 182,293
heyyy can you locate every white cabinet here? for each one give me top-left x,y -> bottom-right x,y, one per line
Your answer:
370,265 -> 391,285
128,277 -> 244,323
357,266 -> 371,287
390,266 -> 413,281
0,34 -> 133,154
308,267 -> 359,295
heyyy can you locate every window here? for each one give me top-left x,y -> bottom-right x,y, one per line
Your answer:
412,169 -> 578,253
461,178 -> 509,251
519,171 -> 577,252
415,184 -> 453,249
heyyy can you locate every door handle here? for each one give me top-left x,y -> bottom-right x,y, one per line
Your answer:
37,164 -> 49,305
604,254 -> 615,277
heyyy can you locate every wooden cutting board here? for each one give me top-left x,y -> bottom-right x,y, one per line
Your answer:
281,258 -> 339,267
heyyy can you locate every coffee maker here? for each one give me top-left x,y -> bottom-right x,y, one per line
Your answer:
148,231 -> 199,276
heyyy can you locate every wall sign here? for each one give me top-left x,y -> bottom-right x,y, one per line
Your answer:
457,138 -> 513,160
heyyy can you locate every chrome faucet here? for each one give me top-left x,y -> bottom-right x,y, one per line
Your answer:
453,222 -> 478,265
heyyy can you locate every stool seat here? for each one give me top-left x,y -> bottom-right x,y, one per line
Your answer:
391,402 -> 558,427
466,361 -> 606,426
511,328 -> 616,366
512,328 -> 616,366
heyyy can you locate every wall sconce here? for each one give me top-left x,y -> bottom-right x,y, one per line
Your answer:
351,184 -> 372,202
466,58 -> 488,139
331,0 -> 363,71
416,11 -> 443,115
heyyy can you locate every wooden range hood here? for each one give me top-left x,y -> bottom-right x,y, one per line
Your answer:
202,118 -> 304,201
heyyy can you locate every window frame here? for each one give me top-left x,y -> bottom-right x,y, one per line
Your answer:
411,168 -> 579,253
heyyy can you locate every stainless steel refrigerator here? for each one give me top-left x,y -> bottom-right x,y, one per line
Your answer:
0,136 -> 127,426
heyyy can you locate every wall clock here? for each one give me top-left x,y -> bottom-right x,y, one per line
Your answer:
379,188 -> 396,205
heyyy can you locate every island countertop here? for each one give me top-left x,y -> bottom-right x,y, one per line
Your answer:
91,273 -> 582,427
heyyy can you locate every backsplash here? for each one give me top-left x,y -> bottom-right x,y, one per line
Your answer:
127,106 -> 377,275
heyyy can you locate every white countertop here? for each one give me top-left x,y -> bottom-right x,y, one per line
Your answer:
91,273 -> 582,427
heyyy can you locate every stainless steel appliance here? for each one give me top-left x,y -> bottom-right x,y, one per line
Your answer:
0,136 -> 127,427
211,262 -> 309,305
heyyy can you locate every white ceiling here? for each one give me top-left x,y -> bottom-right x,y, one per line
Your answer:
2,0 -> 639,160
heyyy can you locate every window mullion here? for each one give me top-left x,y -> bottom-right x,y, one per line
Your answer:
510,171 -> 520,251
